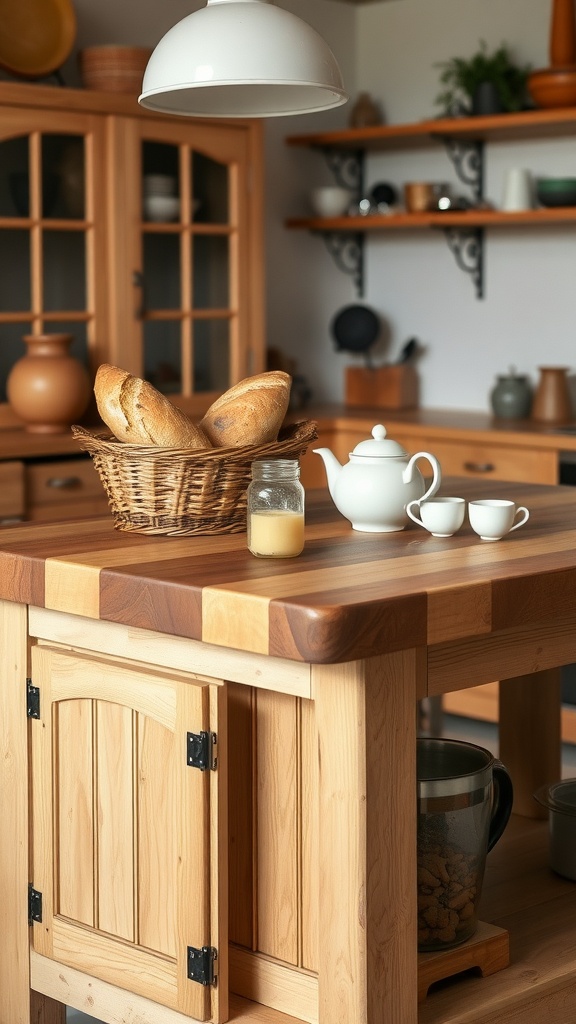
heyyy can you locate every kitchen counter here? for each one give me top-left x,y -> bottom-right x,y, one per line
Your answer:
297,404 -> 576,444
298,404 -> 576,491
1,481 -> 576,1024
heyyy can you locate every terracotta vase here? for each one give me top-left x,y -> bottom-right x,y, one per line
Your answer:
531,366 -> 573,424
7,333 -> 91,433
550,0 -> 576,67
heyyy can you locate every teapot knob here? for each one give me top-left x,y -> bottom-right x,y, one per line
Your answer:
372,424 -> 387,440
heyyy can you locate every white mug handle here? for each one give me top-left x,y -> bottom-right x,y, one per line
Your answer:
510,506 -> 530,533
403,452 -> 442,504
406,499 -> 425,528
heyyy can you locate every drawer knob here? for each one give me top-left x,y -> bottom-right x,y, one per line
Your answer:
464,461 -> 495,474
46,476 -> 82,489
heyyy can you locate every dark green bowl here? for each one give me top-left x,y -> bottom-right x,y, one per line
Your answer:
536,177 -> 576,207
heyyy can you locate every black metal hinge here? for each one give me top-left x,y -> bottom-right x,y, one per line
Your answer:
187,730 -> 217,771
26,678 -> 40,719
187,945 -> 217,986
28,884 -> 42,925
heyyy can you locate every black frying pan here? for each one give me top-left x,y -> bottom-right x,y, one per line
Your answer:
331,304 -> 380,355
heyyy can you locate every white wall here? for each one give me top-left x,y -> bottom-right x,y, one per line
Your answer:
271,0 -> 576,413
62,0 -> 576,413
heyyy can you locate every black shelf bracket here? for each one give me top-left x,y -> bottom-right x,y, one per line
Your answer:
319,147 -> 365,194
438,137 -> 485,202
317,230 -> 364,297
442,227 -> 485,299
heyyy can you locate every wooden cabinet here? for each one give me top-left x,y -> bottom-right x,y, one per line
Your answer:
0,80 -> 264,428
0,80 -> 264,519
30,642 -> 226,1022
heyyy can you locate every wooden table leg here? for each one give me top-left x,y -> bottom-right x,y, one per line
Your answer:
30,992 -> 66,1024
313,649 -> 422,1024
499,668 -> 562,819
0,601 -> 31,1024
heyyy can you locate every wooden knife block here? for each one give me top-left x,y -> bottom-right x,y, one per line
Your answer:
345,364 -> 419,409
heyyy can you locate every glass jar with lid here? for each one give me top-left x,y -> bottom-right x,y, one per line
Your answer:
247,459 -> 305,558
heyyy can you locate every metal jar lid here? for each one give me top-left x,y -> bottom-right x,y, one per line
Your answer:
535,779 -> 576,817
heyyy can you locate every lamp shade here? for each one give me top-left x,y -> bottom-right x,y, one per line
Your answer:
138,0 -> 348,118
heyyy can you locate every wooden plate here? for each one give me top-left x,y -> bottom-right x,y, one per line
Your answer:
0,0 -> 76,79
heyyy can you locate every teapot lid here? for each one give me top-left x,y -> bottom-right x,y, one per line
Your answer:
351,424 -> 407,457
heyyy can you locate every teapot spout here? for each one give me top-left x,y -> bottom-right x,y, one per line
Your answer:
313,447 -> 343,499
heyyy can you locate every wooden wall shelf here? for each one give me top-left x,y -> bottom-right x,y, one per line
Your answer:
286,106 -> 576,151
285,107 -> 576,298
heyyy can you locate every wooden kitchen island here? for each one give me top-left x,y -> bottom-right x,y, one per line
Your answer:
1,480 -> 576,1024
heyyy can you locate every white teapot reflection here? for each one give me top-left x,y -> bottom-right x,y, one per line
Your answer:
314,424 -> 441,533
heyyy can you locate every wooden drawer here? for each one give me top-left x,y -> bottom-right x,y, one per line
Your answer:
392,435 -> 558,486
0,460 -> 25,520
26,458 -> 108,521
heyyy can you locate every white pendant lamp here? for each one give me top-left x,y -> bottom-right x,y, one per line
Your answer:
138,0 -> 348,118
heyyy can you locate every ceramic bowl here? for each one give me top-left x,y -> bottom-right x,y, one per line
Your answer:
144,194 -> 180,222
536,177 -> 576,207
310,187 -> 351,218
528,68 -> 576,109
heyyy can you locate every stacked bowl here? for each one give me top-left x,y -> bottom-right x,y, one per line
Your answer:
143,174 -> 180,222
79,46 -> 152,95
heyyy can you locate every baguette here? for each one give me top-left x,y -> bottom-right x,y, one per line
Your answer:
200,371 -> 291,447
94,364 -> 210,448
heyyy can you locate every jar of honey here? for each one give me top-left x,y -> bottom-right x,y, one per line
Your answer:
247,459 -> 305,558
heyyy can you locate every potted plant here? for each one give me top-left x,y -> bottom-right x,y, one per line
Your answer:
435,41 -> 531,116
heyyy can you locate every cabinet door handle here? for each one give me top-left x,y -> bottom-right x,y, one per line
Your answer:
464,461 -> 495,474
46,476 -> 82,489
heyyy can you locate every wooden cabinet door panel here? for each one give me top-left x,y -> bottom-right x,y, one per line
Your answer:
30,646 -> 227,1022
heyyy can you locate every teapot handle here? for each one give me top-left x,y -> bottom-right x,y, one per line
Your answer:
403,452 -> 442,503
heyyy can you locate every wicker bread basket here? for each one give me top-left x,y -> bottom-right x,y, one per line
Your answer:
72,420 -> 317,536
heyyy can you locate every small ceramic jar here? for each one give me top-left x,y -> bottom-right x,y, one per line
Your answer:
490,368 -> 532,419
247,459 -> 305,558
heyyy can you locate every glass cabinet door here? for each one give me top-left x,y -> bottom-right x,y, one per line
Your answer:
0,110 -> 108,422
107,116 -> 264,417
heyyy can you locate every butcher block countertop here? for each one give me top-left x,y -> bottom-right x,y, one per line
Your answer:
1,477 -> 576,666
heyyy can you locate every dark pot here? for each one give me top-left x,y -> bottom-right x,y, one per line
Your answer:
472,81 -> 503,116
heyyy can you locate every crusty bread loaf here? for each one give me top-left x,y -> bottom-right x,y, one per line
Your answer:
94,364 -> 210,448
200,371 -> 291,447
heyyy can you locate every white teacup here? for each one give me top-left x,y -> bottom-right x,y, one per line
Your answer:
468,499 -> 529,541
407,496 -> 466,537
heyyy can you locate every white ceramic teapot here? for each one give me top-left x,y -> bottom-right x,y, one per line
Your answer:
314,424 -> 442,533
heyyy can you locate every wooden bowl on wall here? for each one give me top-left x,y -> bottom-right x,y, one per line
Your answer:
79,46 -> 152,94
528,67 -> 576,108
